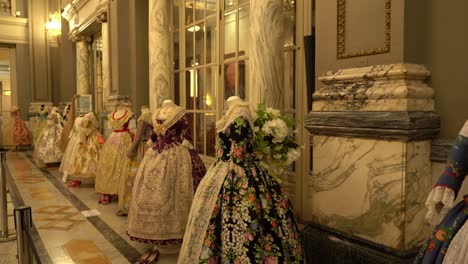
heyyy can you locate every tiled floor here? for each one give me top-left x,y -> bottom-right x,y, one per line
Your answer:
0,152 -> 179,264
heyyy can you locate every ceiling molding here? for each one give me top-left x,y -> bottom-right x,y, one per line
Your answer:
0,16 -> 28,44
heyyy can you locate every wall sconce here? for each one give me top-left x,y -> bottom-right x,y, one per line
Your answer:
45,11 -> 62,44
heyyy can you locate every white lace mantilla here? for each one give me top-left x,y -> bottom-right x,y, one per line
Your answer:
215,102 -> 254,133
178,161 -> 231,264
425,186 -> 455,227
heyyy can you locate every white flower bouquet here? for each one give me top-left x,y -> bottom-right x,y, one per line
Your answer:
252,103 -> 301,182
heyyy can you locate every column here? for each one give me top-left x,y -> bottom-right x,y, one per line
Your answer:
148,0 -> 170,110
100,13 -> 111,105
75,39 -> 90,95
302,0 -> 440,263
249,0 -> 284,109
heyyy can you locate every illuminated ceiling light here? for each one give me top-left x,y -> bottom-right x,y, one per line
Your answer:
228,1 -> 235,6
3,91 -> 11,96
45,11 -> 62,39
187,25 -> 201,32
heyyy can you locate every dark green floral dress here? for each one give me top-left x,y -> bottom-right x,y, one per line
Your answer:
197,116 -> 303,264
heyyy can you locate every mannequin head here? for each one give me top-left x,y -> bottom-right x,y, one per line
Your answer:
460,120 -> 468,137
162,99 -> 175,108
227,96 -> 242,109
10,106 -> 20,116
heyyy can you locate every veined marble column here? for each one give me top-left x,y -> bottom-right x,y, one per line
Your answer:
76,39 -> 90,95
148,0 -> 170,110
100,14 -> 111,106
249,0 -> 284,109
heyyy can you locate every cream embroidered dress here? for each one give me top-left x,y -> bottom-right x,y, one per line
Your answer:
75,112 -> 103,179
59,116 -> 84,175
34,111 -> 63,166
127,106 -> 206,247
95,109 -> 134,200
178,103 -> 303,264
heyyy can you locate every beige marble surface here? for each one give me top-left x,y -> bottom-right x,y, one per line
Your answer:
249,0 -> 284,109
76,40 -> 90,95
310,135 -> 431,250
313,64 -> 435,111
102,22 -> 111,106
148,0 -> 170,111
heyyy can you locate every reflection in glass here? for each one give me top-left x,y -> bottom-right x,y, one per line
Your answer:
224,63 -> 236,99
205,113 -> 216,156
185,71 -> 194,109
195,68 -> 204,110
185,0 -> 193,25
185,30 -> 194,66
238,60 -> 247,99
284,3 -> 296,47
195,23 -> 204,65
173,31 -> 180,70
225,0 -> 237,8
173,72 -> 180,105
206,0 -> 217,17
173,0 -> 180,28
224,11 -> 236,59
204,67 -> 216,111
195,0 -> 204,21
205,19 -> 216,64
238,7 -> 249,56
195,113 -> 205,153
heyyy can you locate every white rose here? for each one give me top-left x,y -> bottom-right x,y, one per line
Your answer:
262,118 -> 288,143
285,148 -> 301,165
266,107 -> 281,117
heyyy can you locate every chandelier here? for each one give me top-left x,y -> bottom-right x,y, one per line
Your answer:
45,11 -> 62,38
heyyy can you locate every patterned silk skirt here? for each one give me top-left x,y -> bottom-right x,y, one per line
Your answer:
59,134 -> 81,174
127,144 -> 206,246
178,161 -> 303,264
416,195 -> 468,264
34,125 -> 63,165
13,117 -> 31,146
95,131 -> 132,196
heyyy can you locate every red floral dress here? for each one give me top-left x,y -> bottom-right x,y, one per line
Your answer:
13,113 -> 32,146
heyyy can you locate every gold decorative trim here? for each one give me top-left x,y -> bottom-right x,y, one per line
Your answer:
337,0 -> 391,59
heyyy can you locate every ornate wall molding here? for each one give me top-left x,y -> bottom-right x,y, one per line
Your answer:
62,0 -> 108,39
337,0 -> 391,59
0,16 -> 28,44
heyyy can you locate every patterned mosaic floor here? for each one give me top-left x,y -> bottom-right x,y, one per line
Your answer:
0,152 -> 179,264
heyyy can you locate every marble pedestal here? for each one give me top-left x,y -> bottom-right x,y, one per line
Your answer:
305,64 -> 439,261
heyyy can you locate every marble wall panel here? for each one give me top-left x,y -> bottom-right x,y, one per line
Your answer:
312,135 -> 405,249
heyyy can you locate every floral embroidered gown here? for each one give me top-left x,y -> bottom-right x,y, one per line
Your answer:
59,116 -> 84,175
12,110 -> 32,146
178,103 -> 303,264
74,112 -> 103,180
416,132 -> 468,264
95,109 -> 134,204
34,111 -> 63,166
127,106 -> 206,247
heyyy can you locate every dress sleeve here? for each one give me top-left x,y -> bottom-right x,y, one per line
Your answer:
180,114 -> 195,149
227,116 -> 252,166
127,120 -> 148,158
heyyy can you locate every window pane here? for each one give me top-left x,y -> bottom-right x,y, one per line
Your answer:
186,70 -> 195,109
173,31 -> 180,70
195,68 -> 204,110
224,11 -> 236,60
173,0 -> 180,28
238,7 -> 249,56
204,66 -> 216,111
225,0 -> 237,8
185,0 -> 194,25
206,0 -> 216,17
284,51 -> 295,109
174,72 -> 180,105
239,0 -> 248,3
195,0 -> 204,21
185,30 -> 194,66
195,113 -> 205,153
205,113 -> 216,156
224,63 -> 236,99
238,60 -> 247,99
205,19 -> 216,64
187,112 -> 195,143
195,23 -> 204,65
284,4 -> 296,47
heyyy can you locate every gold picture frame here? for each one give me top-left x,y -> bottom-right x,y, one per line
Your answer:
337,0 -> 391,59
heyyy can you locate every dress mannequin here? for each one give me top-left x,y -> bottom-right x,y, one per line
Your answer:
118,106 -> 153,216
60,97 -> 76,152
95,107 -> 134,205
178,97 -> 303,264
127,101 -> 206,263
11,106 -> 31,149
60,115 -> 84,183
33,109 -> 63,167
416,120 -> 468,263
33,105 -> 49,144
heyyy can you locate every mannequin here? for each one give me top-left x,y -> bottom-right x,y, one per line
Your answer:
60,97 -> 77,152
33,104 -> 49,144
178,97 -> 303,264
60,115 -> 84,183
416,120 -> 468,263
33,109 -> 63,167
127,100 -> 206,263
11,106 -> 31,149
95,107 -> 134,206
117,106 -> 153,216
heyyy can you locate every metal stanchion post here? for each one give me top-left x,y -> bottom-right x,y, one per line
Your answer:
0,152 -> 15,242
14,206 -> 33,264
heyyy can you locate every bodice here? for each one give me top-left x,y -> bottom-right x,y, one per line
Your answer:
215,116 -> 255,165
152,115 -> 191,153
